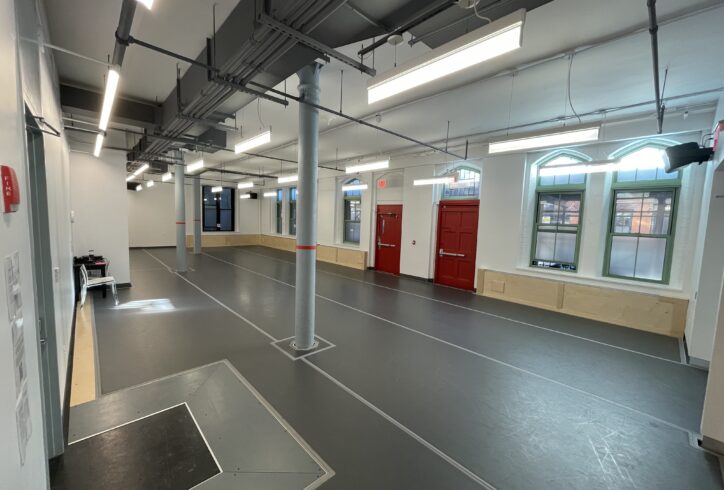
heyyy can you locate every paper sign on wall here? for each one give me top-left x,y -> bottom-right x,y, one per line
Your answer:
4,251 -> 31,464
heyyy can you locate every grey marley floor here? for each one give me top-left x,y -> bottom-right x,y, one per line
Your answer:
82,246 -> 723,489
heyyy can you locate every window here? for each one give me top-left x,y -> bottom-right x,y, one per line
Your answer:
343,179 -> 362,244
531,153 -> 587,271
202,186 -> 235,232
441,167 -> 480,199
289,187 -> 297,235
605,144 -> 680,283
275,189 -> 283,234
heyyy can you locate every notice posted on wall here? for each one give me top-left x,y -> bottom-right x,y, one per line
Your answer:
4,251 -> 31,465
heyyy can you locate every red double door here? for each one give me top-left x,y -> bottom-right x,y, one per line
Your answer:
434,200 -> 479,290
375,205 -> 402,275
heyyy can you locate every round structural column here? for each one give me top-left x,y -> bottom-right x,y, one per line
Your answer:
293,62 -> 322,351
175,156 -> 187,272
193,175 -> 202,254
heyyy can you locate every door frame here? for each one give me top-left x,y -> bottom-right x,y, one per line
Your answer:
25,108 -> 65,458
433,199 -> 480,290
374,204 -> 403,275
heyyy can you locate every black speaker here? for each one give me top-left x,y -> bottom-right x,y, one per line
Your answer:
663,143 -> 714,173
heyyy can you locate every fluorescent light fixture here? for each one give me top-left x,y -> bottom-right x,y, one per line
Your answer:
263,191 -> 277,197
239,193 -> 252,199
99,68 -> 120,131
367,10 -> 525,103
345,160 -> 389,174
161,172 -> 173,182
489,124 -> 600,154
211,186 -> 223,193
234,130 -> 271,154
132,163 -> 149,177
93,134 -> 104,157
413,176 -> 456,186
277,174 -> 298,184
135,184 -> 142,191
342,183 -> 368,191
146,180 -> 154,188
237,181 -> 254,189
125,175 -> 135,182
186,159 -> 204,173
136,0 -> 154,9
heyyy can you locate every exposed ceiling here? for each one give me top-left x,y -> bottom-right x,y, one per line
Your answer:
45,0 -> 724,180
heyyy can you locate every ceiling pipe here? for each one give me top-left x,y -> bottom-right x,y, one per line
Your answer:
245,80 -> 468,160
647,0 -> 665,134
111,0 -> 138,67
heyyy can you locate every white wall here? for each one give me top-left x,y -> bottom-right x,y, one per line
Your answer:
128,182 -> 175,247
70,150 -> 131,284
701,277 -> 724,447
1,0 -> 75,487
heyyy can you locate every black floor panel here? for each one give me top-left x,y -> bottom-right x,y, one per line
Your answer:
51,404 -> 218,490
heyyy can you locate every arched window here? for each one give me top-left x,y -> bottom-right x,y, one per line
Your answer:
441,166 -> 480,199
605,140 -> 681,283
530,152 -> 588,272
342,178 -> 362,244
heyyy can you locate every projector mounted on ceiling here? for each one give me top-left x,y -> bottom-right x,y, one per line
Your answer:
663,143 -> 714,173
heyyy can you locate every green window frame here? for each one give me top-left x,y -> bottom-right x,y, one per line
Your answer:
289,187 -> 297,236
530,152 -> 588,272
604,142 -> 681,283
342,179 -> 362,244
275,189 -> 283,234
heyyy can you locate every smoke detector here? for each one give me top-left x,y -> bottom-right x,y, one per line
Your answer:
456,0 -> 480,9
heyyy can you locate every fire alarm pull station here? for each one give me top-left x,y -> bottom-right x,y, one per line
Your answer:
1,165 -> 20,213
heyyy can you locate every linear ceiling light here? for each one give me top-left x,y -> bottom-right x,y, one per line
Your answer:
263,191 -> 277,197
237,181 -> 254,189
132,163 -> 149,177
345,160 -> 389,174
211,186 -> 223,193
146,180 -> 155,188
135,184 -> 142,191
234,130 -> 271,154
125,175 -> 135,182
277,174 -> 298,184
239,193 -> 252,199
342,183 -> 368,191
367,9 -> 525,104
186,159 -> 204,173
93,134 -> 104,157
489,125 -> 600,154
413,176 -> 455,186
136,0 -> 154,9
99,67 -> 120,131
161,172 -> 173,182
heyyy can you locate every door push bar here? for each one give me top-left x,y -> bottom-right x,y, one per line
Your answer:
439,249 -> 465,258
378,241 -> 397,248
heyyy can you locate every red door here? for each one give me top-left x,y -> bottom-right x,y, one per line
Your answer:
375,205 -> 402,275
434,200 -> 479,290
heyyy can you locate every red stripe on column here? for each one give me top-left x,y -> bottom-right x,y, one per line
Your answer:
176,221 -> 185,224
296,245 -> 317,250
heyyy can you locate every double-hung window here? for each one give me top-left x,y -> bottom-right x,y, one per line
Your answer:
202,185 -> 235,231
289,187 -> 297,235
605,145 -> 680,283
342,179 -> 362,244
531,155 -> 586,271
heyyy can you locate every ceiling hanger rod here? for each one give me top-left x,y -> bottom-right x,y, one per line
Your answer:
244,80 -> 468,160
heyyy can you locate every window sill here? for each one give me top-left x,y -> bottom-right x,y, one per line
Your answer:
513,265 -> 687,298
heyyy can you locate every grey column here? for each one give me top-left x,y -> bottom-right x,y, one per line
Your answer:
293,63 -> 321,351
193,176 -> 202,254
175,158 -> 187,272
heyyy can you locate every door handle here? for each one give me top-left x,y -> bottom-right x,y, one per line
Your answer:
439,249 -> 464,258
378,242 -> 396,248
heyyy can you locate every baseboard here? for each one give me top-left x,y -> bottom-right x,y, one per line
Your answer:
702,436 -> 724,457
689,356 -> 710,370
130,245 -> 174,249
117,282 -> 132,289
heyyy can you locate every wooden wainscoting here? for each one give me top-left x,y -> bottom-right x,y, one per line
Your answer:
185,234 -> 260,248
477,269 -> 688,337
259,235 -> 368,270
